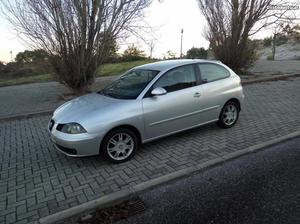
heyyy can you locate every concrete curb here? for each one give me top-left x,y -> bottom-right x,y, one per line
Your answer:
241,73 -> 300,85
39,130 -> 300,224
0,110 -> 53,122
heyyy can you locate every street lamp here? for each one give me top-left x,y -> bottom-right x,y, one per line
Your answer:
10,51 -> 13,62
180,29 -> 183,58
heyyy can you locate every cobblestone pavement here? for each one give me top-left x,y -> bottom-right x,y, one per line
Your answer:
0,78 -> 299,224
0,76 -> 117,119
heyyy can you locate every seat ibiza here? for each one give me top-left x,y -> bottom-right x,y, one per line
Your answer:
48,59 -> 244,163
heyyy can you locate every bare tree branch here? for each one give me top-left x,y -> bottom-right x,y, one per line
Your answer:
197,0 -> 299,71
0,0 -> 152,92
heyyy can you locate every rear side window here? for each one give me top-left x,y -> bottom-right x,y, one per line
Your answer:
198,63 -> 230,83
153,65 -> 197,92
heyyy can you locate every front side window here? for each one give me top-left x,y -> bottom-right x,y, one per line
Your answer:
100,69 -> 159,99
198,63 -> 230,83
153,65 -> 197,92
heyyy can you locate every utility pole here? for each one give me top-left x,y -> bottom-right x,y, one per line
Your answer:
149,41 -> 154,59
180,29 -> 183,58
10,51 -> 13,62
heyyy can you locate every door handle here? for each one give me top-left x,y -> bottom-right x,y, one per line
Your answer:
193,92 -> 201,97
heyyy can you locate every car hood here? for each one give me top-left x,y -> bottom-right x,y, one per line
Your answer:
53,93 -> 125,124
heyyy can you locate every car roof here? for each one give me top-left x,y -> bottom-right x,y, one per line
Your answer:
135,59 -> 222,71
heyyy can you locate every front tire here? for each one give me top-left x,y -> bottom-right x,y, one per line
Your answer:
217,101 -> 239,128
101,128 -> 138,163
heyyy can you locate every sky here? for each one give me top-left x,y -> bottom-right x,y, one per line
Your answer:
119,0 -> 210,58
0,0 -> 280,62
0,17 -> 26,62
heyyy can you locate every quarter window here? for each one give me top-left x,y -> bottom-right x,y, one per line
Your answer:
198,63 -> 230,83
153,65 -> 197,92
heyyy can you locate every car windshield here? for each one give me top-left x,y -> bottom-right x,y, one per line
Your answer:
99,69 -> 159,99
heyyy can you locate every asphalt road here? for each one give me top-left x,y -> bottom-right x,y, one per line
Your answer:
118,137 -> 300,224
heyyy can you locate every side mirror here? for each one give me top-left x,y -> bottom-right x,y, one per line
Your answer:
202,78 -> 208,84
151,87 -> 167,96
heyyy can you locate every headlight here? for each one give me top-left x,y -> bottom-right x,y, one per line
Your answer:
58,123 -> 87,134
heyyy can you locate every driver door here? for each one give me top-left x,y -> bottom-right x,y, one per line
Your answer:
142,64 -> 203,140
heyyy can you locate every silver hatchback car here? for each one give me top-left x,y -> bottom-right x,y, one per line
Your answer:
48,59 -> 244,163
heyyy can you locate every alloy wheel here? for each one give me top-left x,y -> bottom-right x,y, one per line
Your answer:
107,133 -> 134,161
222,104 -> 238,126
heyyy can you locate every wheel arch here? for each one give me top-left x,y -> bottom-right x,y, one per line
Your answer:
224,98 -> 241,111
99,124 -> 142,154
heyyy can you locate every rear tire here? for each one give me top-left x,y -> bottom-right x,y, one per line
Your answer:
217,101 -> 239,128
101,128 -> 138,163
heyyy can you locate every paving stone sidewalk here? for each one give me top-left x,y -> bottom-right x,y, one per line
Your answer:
0,78 -> 300,224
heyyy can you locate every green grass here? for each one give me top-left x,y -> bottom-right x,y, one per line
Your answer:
97,59 -> 156,77
0,73 -> 53,87
0,59 -> 156,87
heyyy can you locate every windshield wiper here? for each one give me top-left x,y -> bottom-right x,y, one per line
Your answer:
97,89 -> 106,94
98,90 -> 116,98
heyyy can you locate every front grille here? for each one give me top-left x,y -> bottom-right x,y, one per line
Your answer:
55,144 -> 77,155
49,120 -> 55,131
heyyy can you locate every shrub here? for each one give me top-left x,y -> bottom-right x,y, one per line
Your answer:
263,34 -> 289,48
267,53 -> 274,60
186,47 -> 208,59
121,55 -> 146,62
263,37 -> 272,47
275,34 -> 288,46
122,44 -> 146,62
0,61 -> 54,78
293,33 -> 300,43
236,39 -> 259,70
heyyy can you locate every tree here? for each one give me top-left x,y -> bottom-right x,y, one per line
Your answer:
281,24 -> 300,42
147,40 -> 156,59
198,0 -> 299,71
122,44 -> 146,61
0,61 -> 5,72
268,21 -> 299,60
263,37 -> 273,47
101,34 -> 119,63
15,49 -> 48,63
15,50 -> 32,63
270,24 -> 286,60
186,47 -> 208,59
1,0 -> 152,92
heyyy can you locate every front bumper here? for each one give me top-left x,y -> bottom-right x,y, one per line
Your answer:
48,120 -> 105,157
